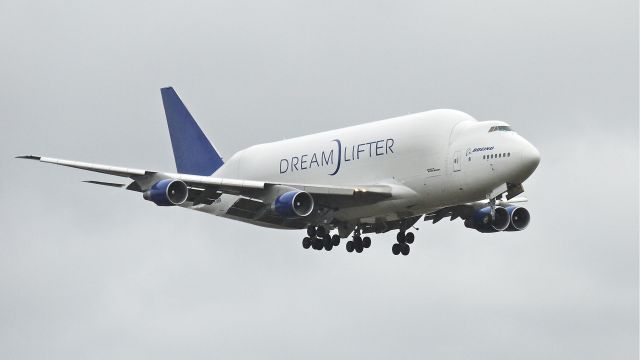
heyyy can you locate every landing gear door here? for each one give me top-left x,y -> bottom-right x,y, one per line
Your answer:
453,150 -> 461,172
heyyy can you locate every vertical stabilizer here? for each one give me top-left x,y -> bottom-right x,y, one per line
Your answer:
161,87 -> 224,176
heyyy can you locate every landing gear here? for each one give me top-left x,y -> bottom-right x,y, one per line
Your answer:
392,231 -> 414,256
345,229 -> 371,254
303,225 -> 338,252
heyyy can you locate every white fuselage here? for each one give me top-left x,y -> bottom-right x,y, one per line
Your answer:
195,109 -> 540,228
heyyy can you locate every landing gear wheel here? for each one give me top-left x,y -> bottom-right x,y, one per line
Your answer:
401,243 -> 410,256
397,231 -> 406,244
302,237 -> 311,249
355,242 -> 364,253
362,236 -> 371,248
316,226 -> 326,237
392,243 -> 401,255
306,226 -> 317,237
353,235 -> 362,247
331,234 -> 341,246
322,234 -> 332,248
312,238 -> 323,250
346,241 -> 354,252
324,243 -> 333,251
405,232 -> 414,244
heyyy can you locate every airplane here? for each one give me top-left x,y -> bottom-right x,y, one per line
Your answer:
17,87 -> 540,256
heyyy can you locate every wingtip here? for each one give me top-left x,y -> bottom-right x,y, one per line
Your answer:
16,155 -> 41,160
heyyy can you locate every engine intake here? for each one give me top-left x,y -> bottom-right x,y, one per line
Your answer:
273,191 -> 314,218
143,179 -> 189,206
504,206 -> 530,231
465,206 -> 510,233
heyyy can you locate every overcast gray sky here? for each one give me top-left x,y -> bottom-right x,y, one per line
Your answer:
1,0 -> 638,359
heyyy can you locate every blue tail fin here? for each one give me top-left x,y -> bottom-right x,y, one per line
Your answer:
161,87 -> 224,176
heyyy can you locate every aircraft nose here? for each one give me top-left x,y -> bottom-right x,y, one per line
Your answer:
519,141 -> 540,179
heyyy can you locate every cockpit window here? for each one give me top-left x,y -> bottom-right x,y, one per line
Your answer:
488,125 -> 512,132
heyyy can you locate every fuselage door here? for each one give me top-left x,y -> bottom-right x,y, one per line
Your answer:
453,150 -> 461,172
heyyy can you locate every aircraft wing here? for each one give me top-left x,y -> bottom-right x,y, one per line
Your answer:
17,155 -> 392,208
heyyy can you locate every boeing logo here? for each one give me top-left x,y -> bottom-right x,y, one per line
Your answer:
472,146 -> 495,152
280,138 -> 395,176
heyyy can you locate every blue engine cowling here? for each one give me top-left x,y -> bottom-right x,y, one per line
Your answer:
503,206 -> 530,231
464,206 -> 510,233
273,191 -> 314,218
143,179 -> 189,206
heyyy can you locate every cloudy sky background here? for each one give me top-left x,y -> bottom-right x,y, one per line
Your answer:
1,0 -> 637,359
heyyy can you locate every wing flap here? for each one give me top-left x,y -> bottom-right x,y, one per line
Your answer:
83,180 -> 126,188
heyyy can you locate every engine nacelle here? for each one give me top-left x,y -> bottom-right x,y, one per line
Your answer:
273,191 -> 314,218
464,206 -> 510,233
143,179 -> 189,206
504,206 -> 530,231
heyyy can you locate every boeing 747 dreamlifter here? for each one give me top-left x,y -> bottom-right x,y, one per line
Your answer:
18,87 -> 540,256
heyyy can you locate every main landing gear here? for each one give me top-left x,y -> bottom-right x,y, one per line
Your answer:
302,225 -> 340,251
303,225 -> 416,256
391,230 -> 414,256
345,231 -> 371,254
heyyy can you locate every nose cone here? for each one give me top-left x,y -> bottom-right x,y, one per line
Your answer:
518,141 -> 540,181
510,139 -> 540,184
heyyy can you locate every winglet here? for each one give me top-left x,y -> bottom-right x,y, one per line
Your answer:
161,87 -> 224,176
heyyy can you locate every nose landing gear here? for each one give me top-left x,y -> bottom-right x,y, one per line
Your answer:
392,231 -> 414,256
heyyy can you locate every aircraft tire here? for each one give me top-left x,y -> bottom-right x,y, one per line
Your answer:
397,231 -> 406,243
331,234 -> 340,246
322,234 -> 332,248
302,237 -> 311,249
401,243 -> 410,256
405,232 -> 414,244
346,241 -> 354,252
362,236 -> 371,248
306,226 -> 317,237
355,243 -> 363,253
392,243 -> 401,255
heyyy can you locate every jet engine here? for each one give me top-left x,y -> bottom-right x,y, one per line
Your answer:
143,179 -> 189,206
273,191 -> 314,218
464,206 -> 510,233
504,206 -> 530,231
